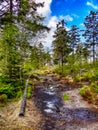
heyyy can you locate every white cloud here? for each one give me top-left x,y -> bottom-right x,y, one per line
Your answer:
72,13 -> 79,18
43,15 -> 70,48
34,0 -> 53,48
35,1 -> 72,48
86,1 -> 98,9
59,15 -> 73,21
80,23 -> 84,27
36,0 -> 52,17
42,16 -> 58,48
48,16 -> 58,29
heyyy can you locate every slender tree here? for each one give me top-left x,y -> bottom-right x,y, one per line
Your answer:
68,25 -> 80,63
83,11 -> 98,63
52,20 -> 71,73
30,43 -> 51,69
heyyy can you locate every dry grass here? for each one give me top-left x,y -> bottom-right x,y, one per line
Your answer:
0,99 -> 42,130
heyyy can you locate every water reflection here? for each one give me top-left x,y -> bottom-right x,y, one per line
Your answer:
33,86 -> 62,115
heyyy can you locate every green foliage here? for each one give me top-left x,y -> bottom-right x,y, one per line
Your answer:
27,93 -> 31,99
63,94 -> 70,100
54,66 -> 63,75
73,65 -> 98,82
52,20 -> 71,69
74,72 -> 93,82
0,0 -> 49,102
0,83 -> 15,99
30,44 -> 51,70
91,74 -> 98,81
0,23 -> 27,85
0,81 -> 26,100
0,94 -> 7,103
16,91 -> 23,99
74,76 -> 83,82
0,74 -> 24,99
54,63 -> 80,76
90,82 -> 98,93
80,83 -> 98,106
27,86 -> 32,99
83,11 -> 98,63
79,85 -> 89,96
69,25 -> 80,64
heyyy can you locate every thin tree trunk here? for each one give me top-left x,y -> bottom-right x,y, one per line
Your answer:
10,0 -> 12,19
61,54 -> 64,75
93,44 -> 95,64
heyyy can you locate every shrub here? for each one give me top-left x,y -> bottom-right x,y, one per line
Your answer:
16,91 -> 23,98
90,82 -> 98,93
74,75 -> 83,82
27,93 -> 31,99
0,94 -> 7,103
79,85 -> 90,97
0,83 -> 15,98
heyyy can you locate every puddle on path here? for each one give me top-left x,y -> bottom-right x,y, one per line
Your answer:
33,86 -> 62,115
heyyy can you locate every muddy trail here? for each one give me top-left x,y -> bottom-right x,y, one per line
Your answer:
33,75 -> 98,130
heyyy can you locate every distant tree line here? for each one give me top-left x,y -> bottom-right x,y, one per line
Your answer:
52,11 -> 98,73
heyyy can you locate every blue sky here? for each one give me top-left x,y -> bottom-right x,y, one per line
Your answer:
37,0 -> 98,48
50,0 -> 98,28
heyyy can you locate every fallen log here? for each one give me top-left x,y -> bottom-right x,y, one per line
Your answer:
19,79 -> 29,117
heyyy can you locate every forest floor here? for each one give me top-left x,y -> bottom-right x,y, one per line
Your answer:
0,73 -> 98,130
0,98 -> 42,130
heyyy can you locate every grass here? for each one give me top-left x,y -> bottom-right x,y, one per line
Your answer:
63,94 -> 70,101
0,99 -> 41,130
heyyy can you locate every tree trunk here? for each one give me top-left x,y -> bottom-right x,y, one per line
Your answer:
61,54 -> 64,75
93,43 -> 95,64
10,0 -> 13,20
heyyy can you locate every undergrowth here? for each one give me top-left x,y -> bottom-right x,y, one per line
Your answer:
79,83 -> 98,106
53,61 -> 98,107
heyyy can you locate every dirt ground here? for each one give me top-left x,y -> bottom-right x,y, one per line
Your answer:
0,98 -> 42,130
0,74 -> 98,130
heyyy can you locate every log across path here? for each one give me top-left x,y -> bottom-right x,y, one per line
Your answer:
19,79 -> 29,116
33,75 -> 98,130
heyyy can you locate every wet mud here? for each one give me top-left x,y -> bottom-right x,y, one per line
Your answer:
33,76 -> 98,130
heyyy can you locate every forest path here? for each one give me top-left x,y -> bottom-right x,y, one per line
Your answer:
33,74 -> 98,130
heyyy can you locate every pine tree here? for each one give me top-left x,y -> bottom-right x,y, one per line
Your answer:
68,25 -> 80,63
83,11 -> 98,63
0,0 -> 49,85
52,20 -> 71,73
